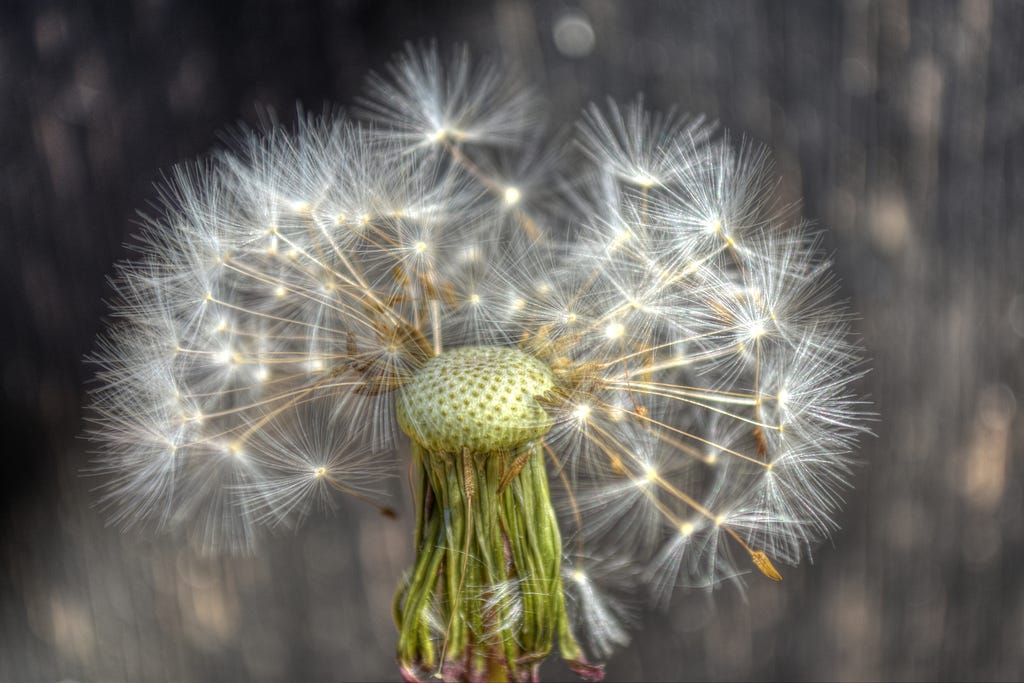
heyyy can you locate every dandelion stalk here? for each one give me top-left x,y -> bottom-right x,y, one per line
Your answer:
396,442 -> 588,682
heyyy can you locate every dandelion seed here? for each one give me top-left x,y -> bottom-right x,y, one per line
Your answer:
605,321 -> 626,339
503,186 -> 521,205
86,44 -> 870,682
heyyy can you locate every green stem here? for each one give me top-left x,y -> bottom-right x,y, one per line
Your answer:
394,442 -> 593,682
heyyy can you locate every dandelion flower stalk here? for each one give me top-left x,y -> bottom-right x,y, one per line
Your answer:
87,44 -> 869,682
394,346 -> 593,681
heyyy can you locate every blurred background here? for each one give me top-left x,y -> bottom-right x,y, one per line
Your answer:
2,0 -> 1023,680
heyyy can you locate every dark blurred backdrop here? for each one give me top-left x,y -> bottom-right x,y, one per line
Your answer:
2,1 -> 1023,681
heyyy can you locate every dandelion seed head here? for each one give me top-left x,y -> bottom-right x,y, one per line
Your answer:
85,45 -> 870,674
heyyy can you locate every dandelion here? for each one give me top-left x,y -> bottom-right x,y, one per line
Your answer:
87,44 -> 869,682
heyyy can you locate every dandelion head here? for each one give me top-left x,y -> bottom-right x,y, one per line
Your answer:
86,43 -> 870,681
396,345 -> 555,453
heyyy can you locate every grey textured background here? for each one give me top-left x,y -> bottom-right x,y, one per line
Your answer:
2,1 -> 1023,681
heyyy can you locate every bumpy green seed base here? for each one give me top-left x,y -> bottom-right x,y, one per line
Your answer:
396,346 -> 555,453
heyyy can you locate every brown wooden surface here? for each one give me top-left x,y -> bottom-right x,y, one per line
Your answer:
2,1 -> 1022,680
